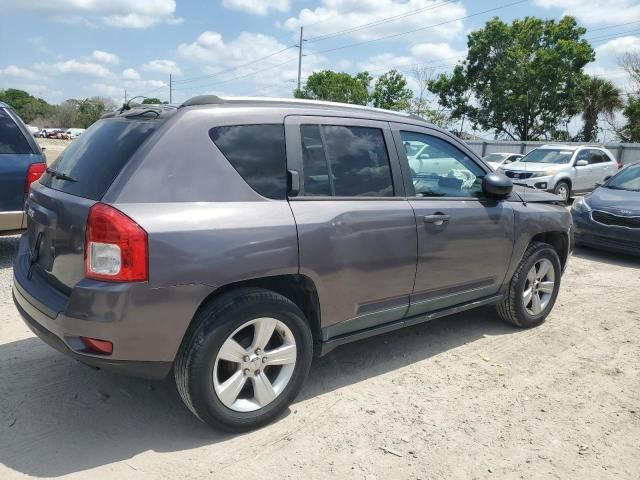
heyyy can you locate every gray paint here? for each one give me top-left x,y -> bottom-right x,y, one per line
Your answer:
13,99 -> 573,376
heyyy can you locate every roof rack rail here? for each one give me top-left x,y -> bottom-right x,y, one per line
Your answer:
179,95 -> 426,121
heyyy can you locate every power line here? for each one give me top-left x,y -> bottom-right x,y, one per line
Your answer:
304,0 -> 458,43
305,0 -> 528,57
171,58 -> 297,92
172,45 -> 296,85
587,20 -> 640,33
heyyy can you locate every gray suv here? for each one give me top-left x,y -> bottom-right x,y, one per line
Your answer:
13,97 -> 573,431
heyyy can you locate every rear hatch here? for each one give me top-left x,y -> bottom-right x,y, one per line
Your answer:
24,111 -> 169,294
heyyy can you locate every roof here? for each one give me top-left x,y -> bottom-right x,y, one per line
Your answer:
539,144 -> 608,150
180,95 -> 427,123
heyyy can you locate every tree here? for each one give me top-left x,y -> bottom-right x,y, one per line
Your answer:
620,52 -> 640,93
76,97 -> 117,128
294,70 -> 371,105
371,69 -> 412,110
428,16 -> 594,140
54,99 -> 80,128
579,77 -> 623,142
619,96 -> 640,142
409,66 -> 451,128
142,97 -> 162,104
0,88 -> 54,123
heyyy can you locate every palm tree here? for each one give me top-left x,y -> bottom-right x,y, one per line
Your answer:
580,77 -> 623,142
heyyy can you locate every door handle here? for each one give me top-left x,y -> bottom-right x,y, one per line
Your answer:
423,214 -> 450,226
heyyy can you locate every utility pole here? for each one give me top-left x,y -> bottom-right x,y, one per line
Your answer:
124,89 -> 127,105
169,74 -> 173,104
297,26 -> 304,92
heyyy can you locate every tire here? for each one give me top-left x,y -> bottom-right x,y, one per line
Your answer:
174,288 -> 313,432
497,242 -> 562,328
553,181 -> 570,202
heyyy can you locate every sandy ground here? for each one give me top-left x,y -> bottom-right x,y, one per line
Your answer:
0,235 -> 639,479
37,139 -> 68,164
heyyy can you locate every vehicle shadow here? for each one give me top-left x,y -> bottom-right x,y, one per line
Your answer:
0,306 -> 516,477
573,245 -> 640,268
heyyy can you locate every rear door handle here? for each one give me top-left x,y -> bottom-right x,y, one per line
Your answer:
423,214 -> 450,226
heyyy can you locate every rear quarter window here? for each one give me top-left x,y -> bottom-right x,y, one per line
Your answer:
209,124 -> 287,200
0,108 -> 32,154
40,118 -> 161,200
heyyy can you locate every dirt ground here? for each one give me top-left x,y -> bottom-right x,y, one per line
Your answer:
0,233 -> 639,479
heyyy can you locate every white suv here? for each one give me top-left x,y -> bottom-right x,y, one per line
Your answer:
498,145 -> 619,202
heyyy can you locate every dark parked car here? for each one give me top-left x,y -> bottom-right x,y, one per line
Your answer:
572,161 -> 640,255
0,101 -> 46,235
13,97 -> 573,431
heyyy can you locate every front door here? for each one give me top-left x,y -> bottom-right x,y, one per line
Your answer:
390,124 -> 515,320
285,116 -> 417,340
572,150 -> 594,191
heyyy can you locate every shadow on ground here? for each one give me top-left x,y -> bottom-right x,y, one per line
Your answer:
0,306 -> 516,477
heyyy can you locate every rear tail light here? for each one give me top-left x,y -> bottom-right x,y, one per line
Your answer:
80,336 -> 113,355
25,163 -> 46,192
85,203 -> 148,282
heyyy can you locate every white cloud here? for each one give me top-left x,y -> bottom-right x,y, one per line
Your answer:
91,50 -> 119,64
122,68 -> 141,80
533,0 -> 640,25
0,65 -> 36,79
222,0 -> 290,16
142,59 -> 181,75
48,60 -> 112,78
2,0 -> 179,29
175,31 -> 326,101
586,36 -> 640,90
410,43 -> 467,61
284,0 -> 466,42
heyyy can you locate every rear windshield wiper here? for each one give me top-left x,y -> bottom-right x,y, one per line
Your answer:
46,167 -> 77,182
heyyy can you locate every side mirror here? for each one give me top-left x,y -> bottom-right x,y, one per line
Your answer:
575,159 -> 588,167
482,172 -> 513,197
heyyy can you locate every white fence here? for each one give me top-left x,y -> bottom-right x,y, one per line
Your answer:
465,140 -> 640,165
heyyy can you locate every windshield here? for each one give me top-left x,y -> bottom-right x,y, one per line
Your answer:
521,149 -> 573,164
605,164 -> 640,191
483,153 -> 508,162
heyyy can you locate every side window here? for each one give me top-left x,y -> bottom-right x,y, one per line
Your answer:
505,155 -> 518,164
575,150 -> 589,164
209,124 -> 287,199
300,124 -> 394,197
589,150 -> 604,164
0,109 -> 32,155
400,131 -> 485,198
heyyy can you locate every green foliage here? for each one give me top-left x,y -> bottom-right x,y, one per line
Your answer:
0,88 -> 55,124
295,70 -> 371,105
371,69 -> 412,110
142,97 -> 162,104
428,16 -> 594,140
620,96 -> 640,143
579,76 -> 623,142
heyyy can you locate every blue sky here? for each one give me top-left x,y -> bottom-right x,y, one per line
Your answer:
1,0 -> 639,107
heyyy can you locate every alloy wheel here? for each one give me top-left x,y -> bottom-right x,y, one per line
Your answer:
213,317 -> 297,412
523,258 -> 556,316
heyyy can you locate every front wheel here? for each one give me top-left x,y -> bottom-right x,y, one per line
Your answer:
174,288 -> 313,432
497,242 -> 562,328
553,181 -> 570,202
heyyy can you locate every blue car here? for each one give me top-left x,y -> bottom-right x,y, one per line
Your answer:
0,101 -> 46,235
571,162 -> 640,255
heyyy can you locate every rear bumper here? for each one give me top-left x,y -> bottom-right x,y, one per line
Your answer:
0,210 -> 25,234
11,234 -> 212,379
572,210 -> 640,256
13,289 -> 171,379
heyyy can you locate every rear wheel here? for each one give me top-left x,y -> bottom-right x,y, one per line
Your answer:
497,242 -> 561,328
174,288 -> 313,432
553,181 -> 570,202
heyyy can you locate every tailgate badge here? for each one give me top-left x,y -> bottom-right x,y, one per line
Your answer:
27,208 -> 35,218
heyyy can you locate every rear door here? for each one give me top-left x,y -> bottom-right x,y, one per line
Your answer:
0,108 -> 41,223
390,123 -> 514,320
590,150 -> 618,184
285,116 -> 417,340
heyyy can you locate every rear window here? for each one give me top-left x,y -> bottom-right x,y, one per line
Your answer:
0,108 -> 32,154
40,118 -> 160,200
209,124 -> 287,199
